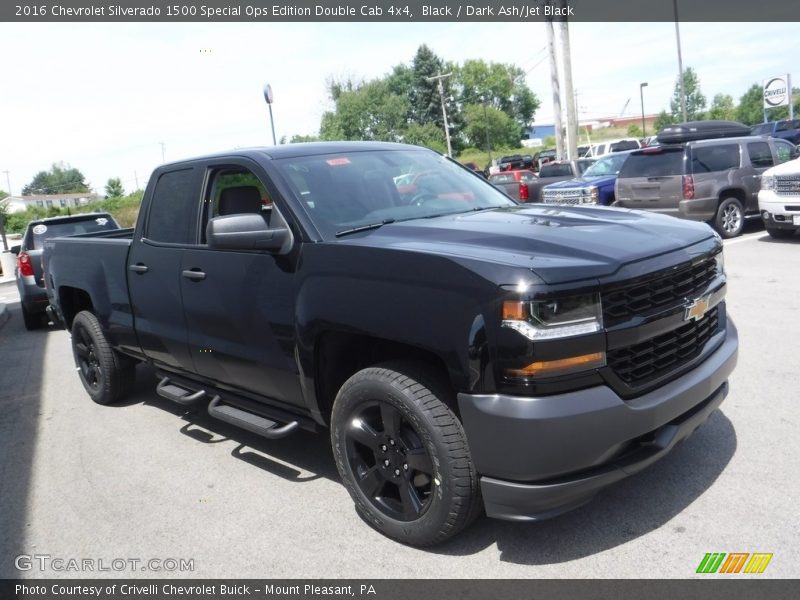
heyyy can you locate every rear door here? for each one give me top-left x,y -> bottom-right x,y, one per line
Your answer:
127,167 -> 202,373
615,147 -> 684,215
744,141 -> 775,211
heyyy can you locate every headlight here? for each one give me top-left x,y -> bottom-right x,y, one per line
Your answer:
714,251 -> 725,275
761,175 -> 775,191
502,293 -> 603,340
581,186 -> 599,204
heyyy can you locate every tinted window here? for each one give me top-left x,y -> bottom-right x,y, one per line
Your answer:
610,140 -> 639,152
747,142 -> 774,168
26,216 -> 118,250
146,168 -> 198,244
576,160 -> 595,174
489,173 -> 515,184
539,164 -> 574,177
618,150 -> 684,177
691,144 -> 740,173
751,123 -> 772,136
583,153 -> 630,177
774,140 -> 796,164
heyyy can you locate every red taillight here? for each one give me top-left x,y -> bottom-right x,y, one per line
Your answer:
519,182 -> 529,201
682,175 -> 695,200
17,252 -> 35,277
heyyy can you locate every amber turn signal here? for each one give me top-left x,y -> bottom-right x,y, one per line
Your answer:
505,351 -> 606,378
502,300 -> 528,321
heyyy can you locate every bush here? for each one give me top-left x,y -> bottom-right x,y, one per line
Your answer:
4,191 -> 144,234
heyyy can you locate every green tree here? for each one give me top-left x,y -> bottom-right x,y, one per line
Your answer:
707,93 -> 737,121
320,78 -> 409,142
402,123 -> 446,153
463,103 -> 522,149
653,110 -> 676,132
670,67 -> 707,121
105,177 -> 124,198
22,163 -> 90,195
627,124 -> 643,138
455,59 -> 539,139
736,82 -> 800,125
408,45 -> 449,127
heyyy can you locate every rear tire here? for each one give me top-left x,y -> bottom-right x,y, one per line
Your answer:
331,360 -> 482,546
713,197 -> 744,238
71,310 -> 135,405
766,227 -> 795,239
21,304 -> 42,331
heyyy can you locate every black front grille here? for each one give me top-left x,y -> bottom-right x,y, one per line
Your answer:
607,307 -> 719,387
603,259 -> 717,326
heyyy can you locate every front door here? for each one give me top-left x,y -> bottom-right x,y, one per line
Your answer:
179,160 -> 304,408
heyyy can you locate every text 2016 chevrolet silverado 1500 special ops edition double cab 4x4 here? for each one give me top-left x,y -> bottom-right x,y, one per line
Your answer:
43,142 -> 738,546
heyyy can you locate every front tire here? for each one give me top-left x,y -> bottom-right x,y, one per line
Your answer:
21,304 -> 42,331
71,310 -> 135,405
331,361 -> 481,546
714,197 -> 744,238
766,227 -> 795,239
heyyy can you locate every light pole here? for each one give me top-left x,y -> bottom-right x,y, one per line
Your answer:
673,0 -> 687,122
639,82 -> 648,137
263,83 -> 277,145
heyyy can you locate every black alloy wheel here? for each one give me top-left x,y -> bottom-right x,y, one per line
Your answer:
344,400 -> 435,522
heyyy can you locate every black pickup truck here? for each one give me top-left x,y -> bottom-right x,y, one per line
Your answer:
43,142 -> 738,546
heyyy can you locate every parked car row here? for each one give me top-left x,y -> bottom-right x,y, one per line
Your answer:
484,120 -> 800,240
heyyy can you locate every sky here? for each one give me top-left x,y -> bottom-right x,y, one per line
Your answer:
0,21 -> 797,196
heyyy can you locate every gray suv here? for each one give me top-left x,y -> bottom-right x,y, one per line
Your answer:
614,136 -> 799,237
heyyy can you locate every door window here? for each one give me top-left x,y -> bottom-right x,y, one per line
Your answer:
691,144 -> 740,173
774,140 -> 796,164
746,142 -> 774,169
146,168 -> 199,244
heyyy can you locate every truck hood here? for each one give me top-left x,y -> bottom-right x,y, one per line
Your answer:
338,205 -> 717,285
545,175 -> 617,189
764,156 -> 800,176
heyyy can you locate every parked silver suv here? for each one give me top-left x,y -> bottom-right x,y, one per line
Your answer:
614,136 -> 799,237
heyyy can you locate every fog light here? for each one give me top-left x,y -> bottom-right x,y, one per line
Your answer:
762,210 -> 771,220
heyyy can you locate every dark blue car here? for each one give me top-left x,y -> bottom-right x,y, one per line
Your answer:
541,150 -> 634,206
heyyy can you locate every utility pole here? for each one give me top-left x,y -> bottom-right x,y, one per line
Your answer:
159,142 -> 166,163
546,18 -> 564,161
2,171 -> 11,196
673,0 -> 687,122
559,17 -> 578,161
427,72 -> 453,156
640,82 -> 649,137
134,171 -> 139,191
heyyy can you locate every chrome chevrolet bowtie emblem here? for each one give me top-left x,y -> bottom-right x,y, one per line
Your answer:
684,294 -> 711,322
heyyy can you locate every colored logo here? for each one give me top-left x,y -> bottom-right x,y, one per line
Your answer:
696,552 -> 773,574
684,294 -> 711,322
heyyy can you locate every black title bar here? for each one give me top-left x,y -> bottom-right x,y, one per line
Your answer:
2,0 -> 799,22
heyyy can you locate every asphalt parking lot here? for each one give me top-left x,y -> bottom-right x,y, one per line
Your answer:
0,224 -> 798,579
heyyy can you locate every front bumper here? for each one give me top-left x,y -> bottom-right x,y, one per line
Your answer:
457,317 -> 738,521
760,191 -> 800,230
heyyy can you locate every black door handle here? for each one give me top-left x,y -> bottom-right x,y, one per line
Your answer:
129,264 -> 149,274
182,269 -> 206,281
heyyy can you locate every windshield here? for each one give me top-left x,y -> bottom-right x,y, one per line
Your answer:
583,153 -> 630,177
26,215 -> 118,249
272,149 -> 516,239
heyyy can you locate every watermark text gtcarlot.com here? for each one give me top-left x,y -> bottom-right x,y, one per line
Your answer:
15,554 -> 195,573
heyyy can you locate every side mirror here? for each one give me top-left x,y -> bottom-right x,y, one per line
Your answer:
206,214 -> 291,253
10,245 -> 21,255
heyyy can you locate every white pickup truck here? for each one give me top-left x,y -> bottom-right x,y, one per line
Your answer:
759,156 -> 800,239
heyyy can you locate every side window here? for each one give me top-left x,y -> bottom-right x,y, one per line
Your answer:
774,140 -> 795,164
201,167 -> 277,244
146,168 -> 199,244
747,142 -> 774,169
691,144 -> 740,173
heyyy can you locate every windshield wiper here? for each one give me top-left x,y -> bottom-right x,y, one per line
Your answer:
335,219 -> 396,237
